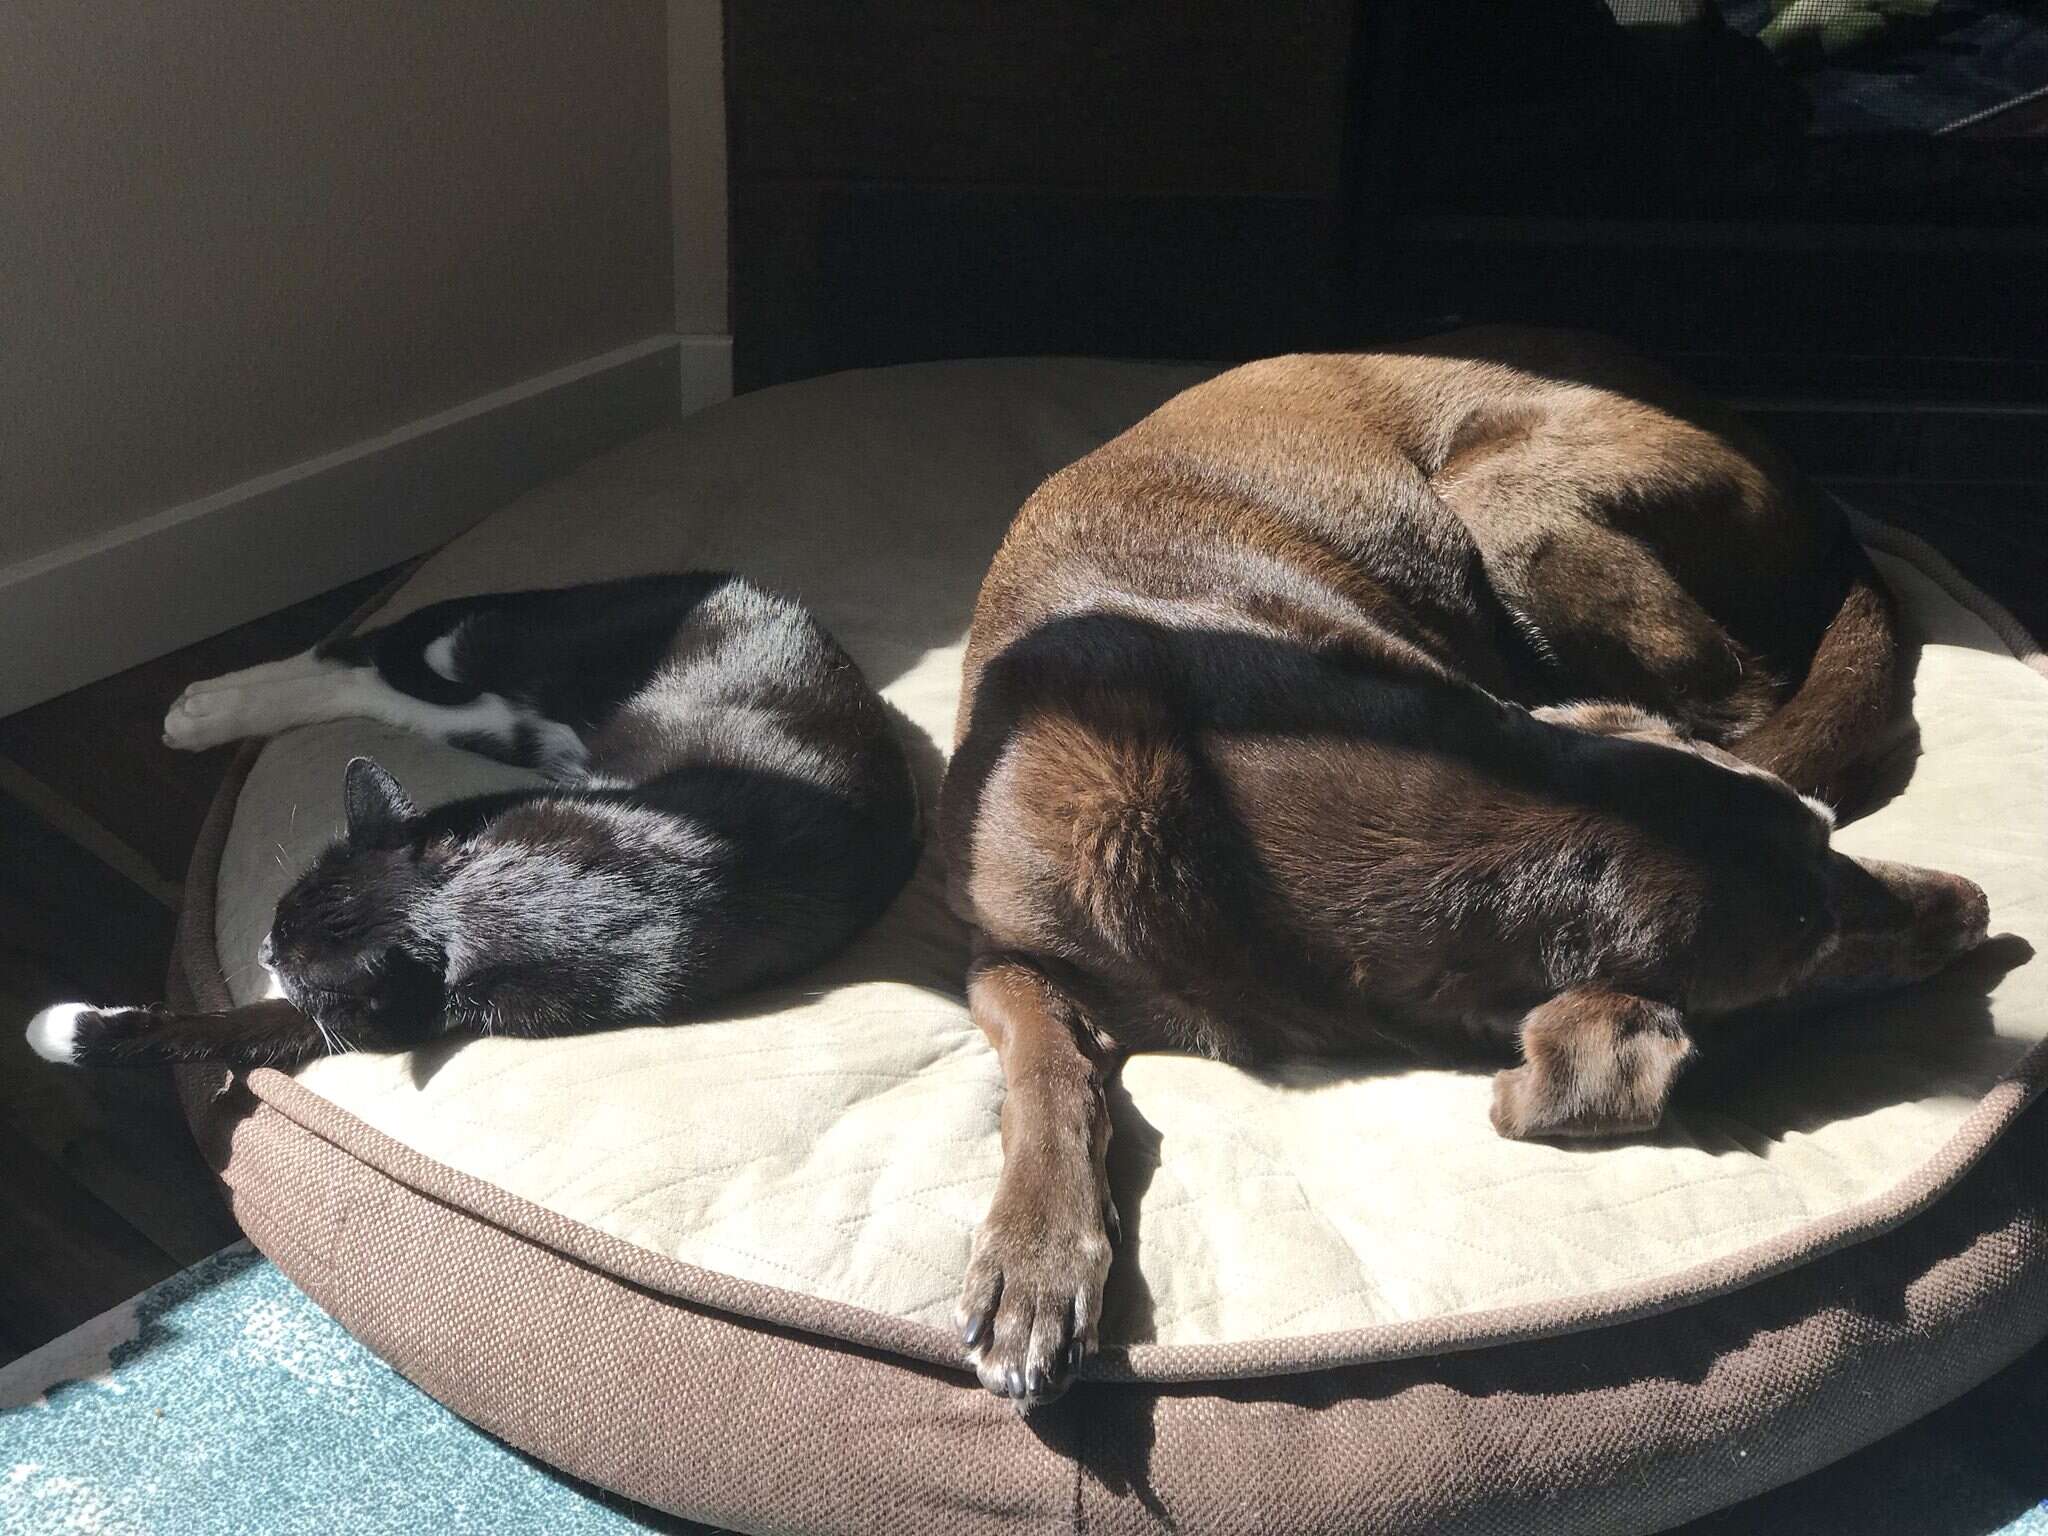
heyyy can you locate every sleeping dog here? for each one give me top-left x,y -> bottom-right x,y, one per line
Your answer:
940,327 -> 1991,1406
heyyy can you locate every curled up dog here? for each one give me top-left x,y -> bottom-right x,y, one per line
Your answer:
939,328 -> 1991,1406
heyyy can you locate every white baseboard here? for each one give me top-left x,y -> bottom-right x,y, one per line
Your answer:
0,333 -> 733,719
676,332 -> 733,416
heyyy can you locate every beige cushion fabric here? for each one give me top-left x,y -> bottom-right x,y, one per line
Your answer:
212,359 -> 2048,1358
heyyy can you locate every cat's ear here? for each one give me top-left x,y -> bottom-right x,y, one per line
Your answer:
343,757 -> 417,842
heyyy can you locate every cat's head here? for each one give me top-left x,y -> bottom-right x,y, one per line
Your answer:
263,758 -> 448,1038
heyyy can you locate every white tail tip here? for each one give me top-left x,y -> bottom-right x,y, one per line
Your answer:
26,1002 -> 91,1064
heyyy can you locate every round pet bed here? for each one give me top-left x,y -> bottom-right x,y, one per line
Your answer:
174,359 -> 2048,1535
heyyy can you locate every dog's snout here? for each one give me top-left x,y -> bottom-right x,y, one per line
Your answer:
1814,855 -> 1991,992
1927,871 -> 1991,956
257,932 -> 276,968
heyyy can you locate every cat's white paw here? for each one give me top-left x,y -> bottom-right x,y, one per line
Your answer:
180,650 -> 334,698
165,651 -> 346,749
530,720 -> 592,784
176,671 -> 239,701
163,687 -> 248,751
26,1002 -> 92,1065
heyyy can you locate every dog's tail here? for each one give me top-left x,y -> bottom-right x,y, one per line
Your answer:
1731,529 -> 1900,813
26,996 -> 332,1069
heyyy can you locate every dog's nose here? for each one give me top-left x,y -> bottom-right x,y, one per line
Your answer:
1929,872 -> 1991,958
258,933 -> 275,968
1836,856 -> 1992,979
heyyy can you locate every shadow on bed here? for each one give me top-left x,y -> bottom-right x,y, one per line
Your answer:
1243,925 -> 2031,1152
1668,929 -> 2035,1150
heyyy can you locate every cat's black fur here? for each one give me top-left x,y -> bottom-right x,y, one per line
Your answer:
35,573 -> 921,1068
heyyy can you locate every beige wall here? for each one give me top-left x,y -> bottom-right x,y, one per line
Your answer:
1,1 -> 676,567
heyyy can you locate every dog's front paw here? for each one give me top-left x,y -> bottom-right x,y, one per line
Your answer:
955,1186 -> 1115,1409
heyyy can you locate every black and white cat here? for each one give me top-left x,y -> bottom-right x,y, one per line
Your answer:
26,573 -> 921,1068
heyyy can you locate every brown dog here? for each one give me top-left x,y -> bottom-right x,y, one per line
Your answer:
938,327 -> 1990,1406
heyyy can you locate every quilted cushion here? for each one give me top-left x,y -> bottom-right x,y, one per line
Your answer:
201,358 -> 2048,1373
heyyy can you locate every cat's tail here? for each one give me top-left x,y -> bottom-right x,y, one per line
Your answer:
26,997 -> 333,1069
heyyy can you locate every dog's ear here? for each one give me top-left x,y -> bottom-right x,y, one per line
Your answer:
1491,988 -> 1693,1141
343,757 -> 418,843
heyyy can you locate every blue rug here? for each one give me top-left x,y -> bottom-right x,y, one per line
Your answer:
0,1247 -> 710,1535
3,1245 -> 2043,1535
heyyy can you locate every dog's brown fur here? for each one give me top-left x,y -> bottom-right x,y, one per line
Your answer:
939,328 -> 1991,1406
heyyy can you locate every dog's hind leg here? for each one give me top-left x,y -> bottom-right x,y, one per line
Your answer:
1490,988 -> 1695,1141
953,951 -> 1120,1409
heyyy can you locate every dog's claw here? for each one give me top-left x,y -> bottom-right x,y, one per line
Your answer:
957,1197 -> 1111,1409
